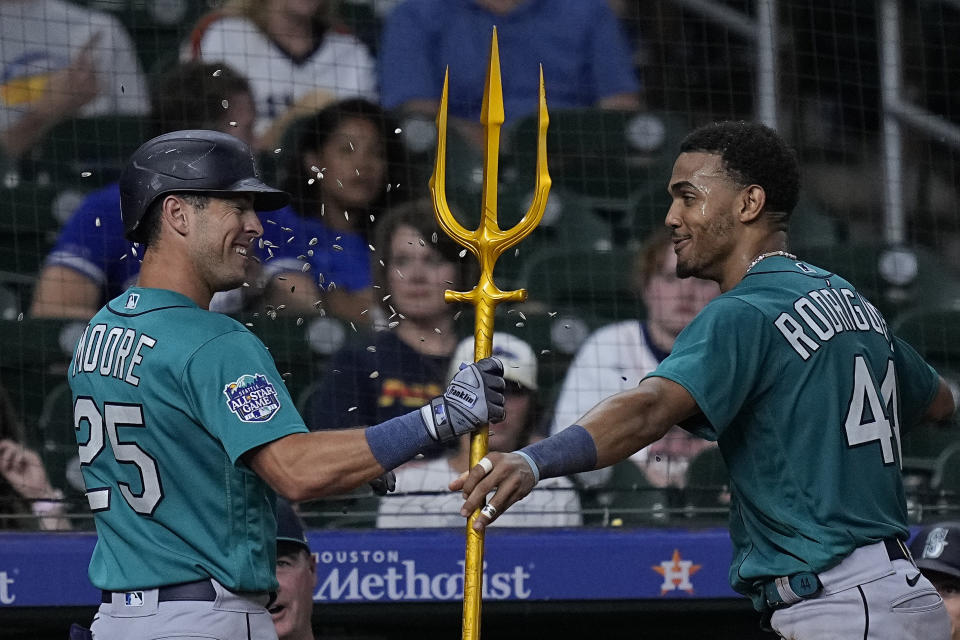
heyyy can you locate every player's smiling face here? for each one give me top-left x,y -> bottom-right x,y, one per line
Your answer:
188,194 -> 262,292
665,151 -> 741,284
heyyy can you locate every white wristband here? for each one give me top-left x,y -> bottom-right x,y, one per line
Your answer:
514,450 -> 540,485
31,489 -> 65,516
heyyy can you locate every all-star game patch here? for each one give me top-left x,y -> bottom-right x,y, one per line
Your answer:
223,374 -> 281,422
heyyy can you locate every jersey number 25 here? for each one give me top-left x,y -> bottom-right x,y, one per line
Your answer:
75,398 -> 163,515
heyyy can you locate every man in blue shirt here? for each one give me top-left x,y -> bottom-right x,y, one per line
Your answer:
379,0 -> 640,133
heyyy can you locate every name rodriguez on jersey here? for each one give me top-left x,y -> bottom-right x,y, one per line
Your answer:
773,285 -> 890,360
71,323 -> 156,385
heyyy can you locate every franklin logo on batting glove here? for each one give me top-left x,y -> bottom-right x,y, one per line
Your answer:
420,357 -> 506,442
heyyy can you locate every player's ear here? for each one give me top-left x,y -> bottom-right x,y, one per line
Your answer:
738,185 -> 766,223
161,195 -> 190,237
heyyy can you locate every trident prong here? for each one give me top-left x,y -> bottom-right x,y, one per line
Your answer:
429,27 -> 551,640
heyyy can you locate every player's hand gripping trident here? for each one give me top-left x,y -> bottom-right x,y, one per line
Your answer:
430,27 -> 551,640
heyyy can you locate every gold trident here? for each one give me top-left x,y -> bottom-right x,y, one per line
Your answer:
429,27 -> 551,640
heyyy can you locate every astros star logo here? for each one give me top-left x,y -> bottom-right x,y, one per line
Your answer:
652,549 -> 702,595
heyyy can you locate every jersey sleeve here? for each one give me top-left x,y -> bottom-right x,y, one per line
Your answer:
892,335 -> 941,429
181,330 -> 308,463
645,297 -> 773,438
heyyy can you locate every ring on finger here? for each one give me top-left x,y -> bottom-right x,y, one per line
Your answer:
477,456 -> 493,475
480,503 -> 498,519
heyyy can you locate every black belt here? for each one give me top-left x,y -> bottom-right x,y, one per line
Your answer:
762,538 -> 912,608
101,579 -> 217,604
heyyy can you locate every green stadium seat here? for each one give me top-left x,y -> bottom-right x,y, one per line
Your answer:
795,244 -> 960,321
24,115 -> 150,185
513,247 -> 645,324
891,305 -> 960,476
577,460 -> 673,527
682,446 -> 730,524
0,183 -> 82,285
239,313 -> 355,407
503,108 -> 688,203
0,319 -> 84,452
892,306 -> 960,369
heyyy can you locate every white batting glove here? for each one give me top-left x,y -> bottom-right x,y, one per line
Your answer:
420,357 -> 506,442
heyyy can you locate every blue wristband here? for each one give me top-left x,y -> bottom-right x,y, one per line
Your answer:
518,425 -> 597,481
364,410 -> 431,471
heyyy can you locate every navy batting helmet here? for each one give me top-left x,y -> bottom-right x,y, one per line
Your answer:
119,129 -> 289,242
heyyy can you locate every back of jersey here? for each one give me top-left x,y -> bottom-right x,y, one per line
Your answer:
69,288 -> 307,592
651,255 -> 940,598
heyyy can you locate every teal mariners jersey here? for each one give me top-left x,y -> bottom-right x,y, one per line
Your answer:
69,288 -> 309,592
648,256 -> 940,610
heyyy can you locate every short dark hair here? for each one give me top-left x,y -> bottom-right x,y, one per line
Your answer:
679,121 -> 800,225
150,62 -> 251,136
372,199 -> 475,300
138,193 -> 209,248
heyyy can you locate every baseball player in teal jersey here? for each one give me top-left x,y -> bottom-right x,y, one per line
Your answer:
455,121 -> 957,639
71,129 -> 505,640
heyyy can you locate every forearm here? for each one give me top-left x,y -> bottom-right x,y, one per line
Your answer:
250,408 -> 444,500
524,378 -> 696,479
579,385 -> 672,467
248,429 -> 386,501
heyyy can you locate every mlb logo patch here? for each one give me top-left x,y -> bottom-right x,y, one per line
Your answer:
223,374 -> 281,422
124,591 -> 144,607
124,293 -> 140,309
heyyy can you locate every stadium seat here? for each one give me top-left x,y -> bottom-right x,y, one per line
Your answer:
0,183 -> 81,283
682,446 -> 730,523
930,443 -> 960,518
577,460 -> 673,527
795,243 -> 960,321
24,115 -> 150,186
240,312 -> 355,406
503,108 -> 689,204
892,305 -> 960,368
0,319 -> 84,455
513,246 -> 645,324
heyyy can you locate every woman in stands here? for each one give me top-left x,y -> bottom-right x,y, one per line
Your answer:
185,0 -> 377,151
300,200 -> 470,456
259,98 -> 408,324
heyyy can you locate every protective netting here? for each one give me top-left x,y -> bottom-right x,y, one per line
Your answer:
0,0 -> 958,531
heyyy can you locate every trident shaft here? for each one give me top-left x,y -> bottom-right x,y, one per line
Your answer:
429,27 -> 551,640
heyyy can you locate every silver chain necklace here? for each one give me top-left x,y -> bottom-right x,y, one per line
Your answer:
745,250 -> 797,274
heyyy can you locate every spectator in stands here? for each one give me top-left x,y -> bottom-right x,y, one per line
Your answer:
379,0 -> 640,145
910,522 -> 960,640
550,229 -> 719,490
28,61 -> 310,318
0,384 -> 69,531
186,0 -> 377,151
272,498 -> 318,640
259,98 -> 407,323
0,0 -> 149,161
377,332 -> 581,528
301,200 -> 470,449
